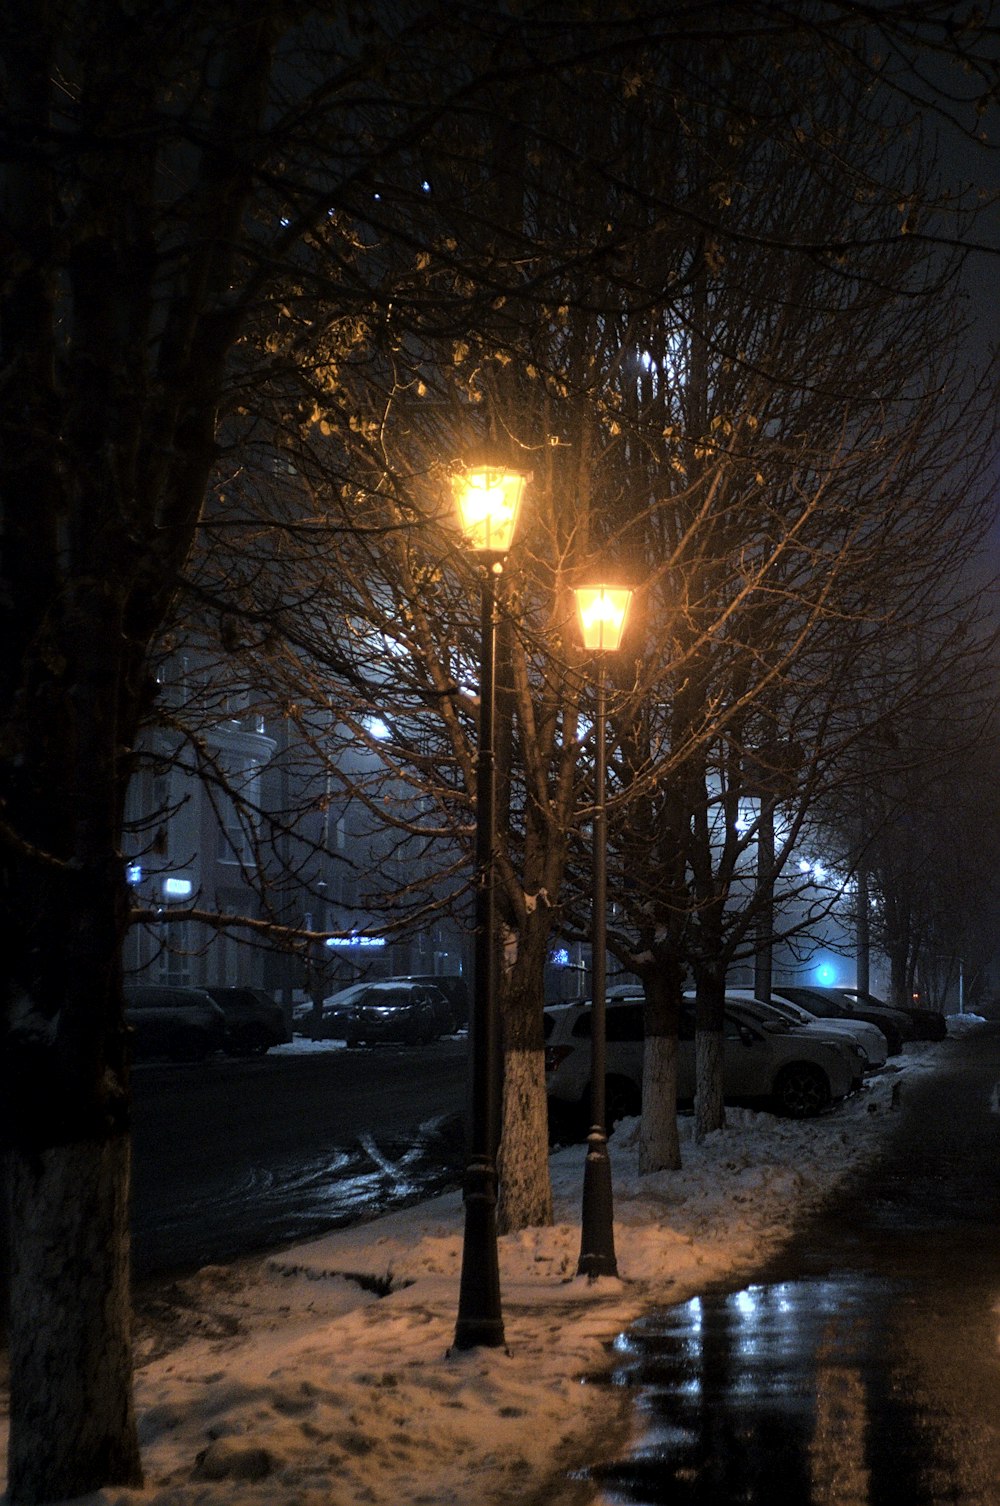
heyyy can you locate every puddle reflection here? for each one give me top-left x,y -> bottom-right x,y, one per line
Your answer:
589,1269 -> 987,1505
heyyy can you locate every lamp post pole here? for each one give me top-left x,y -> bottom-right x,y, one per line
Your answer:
753,794 -> 776,1006
451,459 -> 528,1351
578,654 -> 618,1278
856,862 -> 871,998
454,557 -> 505,1349
573,583 -> 632,1280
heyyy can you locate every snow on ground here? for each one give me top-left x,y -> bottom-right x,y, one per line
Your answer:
0,1016 -> 987,1506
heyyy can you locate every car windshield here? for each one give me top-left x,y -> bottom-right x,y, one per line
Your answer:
362,987 -> 414,1009
729,1002 -> 788,1034
768,1000 -> 808,1023
326,983 -> 371,1007
779,989 -> 845,1017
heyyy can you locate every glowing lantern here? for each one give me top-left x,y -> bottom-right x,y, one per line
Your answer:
574,585 -> 633,652
453,465 -> 528,556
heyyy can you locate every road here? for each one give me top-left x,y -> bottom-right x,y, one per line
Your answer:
130,1036 -> 469,1280
586,1022 -> 1000,1506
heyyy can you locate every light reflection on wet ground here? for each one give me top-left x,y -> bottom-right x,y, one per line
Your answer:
582,1029 -> 1000,1505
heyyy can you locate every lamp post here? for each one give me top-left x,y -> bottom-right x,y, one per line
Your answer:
753,794 -> 776,1005
855,862 -> 871,999
452,460 -> 529,1350
574,584 -> 633,1279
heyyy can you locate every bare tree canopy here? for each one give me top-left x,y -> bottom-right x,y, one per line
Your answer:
1,3 -> 998,1501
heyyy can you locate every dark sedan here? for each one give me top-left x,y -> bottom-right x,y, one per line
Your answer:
840,987 -> 948,1042
383,974 -> 469,1034
204,986 -> 290,1055
298,980 -> 447,1047
124,984 -> 227,1062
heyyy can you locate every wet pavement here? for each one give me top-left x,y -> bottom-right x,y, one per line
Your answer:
583,1024 -> 1000,1505
128,1039 -> 467,1279
131,1114 -> 465,1278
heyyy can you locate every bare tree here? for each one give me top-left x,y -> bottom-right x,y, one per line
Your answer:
2,4 -> 998,1499
222,27 -> 997,1202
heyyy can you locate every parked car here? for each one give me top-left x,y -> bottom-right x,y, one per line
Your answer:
840,987 -> 947,1042
545,991 -> 860,1132
204,986 -> 290,1055
726,989 -> 888,1070
384,974 -> 469,1033
302,979 -> 447,1046
719,997 -> 867,1091
124,984 -> 227,1062
770,985 -> 909,1055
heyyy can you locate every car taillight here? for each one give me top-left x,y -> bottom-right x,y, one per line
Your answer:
544,1044 -> 574,1074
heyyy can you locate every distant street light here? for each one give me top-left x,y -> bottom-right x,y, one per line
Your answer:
574,584 -> 632,1278
452,458 -> 529,1350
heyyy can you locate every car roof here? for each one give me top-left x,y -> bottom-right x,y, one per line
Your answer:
123,984 -> 217,1005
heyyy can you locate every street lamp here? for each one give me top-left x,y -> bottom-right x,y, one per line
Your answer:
452,459 -> 529,1350
574,583 -> 632,1278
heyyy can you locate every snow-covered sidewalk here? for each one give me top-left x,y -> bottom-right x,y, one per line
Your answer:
1,1017 -> 986,1506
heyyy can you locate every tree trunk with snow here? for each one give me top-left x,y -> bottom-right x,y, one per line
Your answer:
0,13 -> 283,1496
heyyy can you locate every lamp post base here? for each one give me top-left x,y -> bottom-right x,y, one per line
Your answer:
453,1160 -> 506,1349
577,1130 -> 618,1279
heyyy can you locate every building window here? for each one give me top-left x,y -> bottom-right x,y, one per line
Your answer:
158,921 -> 192,986
216,757 -> 259,865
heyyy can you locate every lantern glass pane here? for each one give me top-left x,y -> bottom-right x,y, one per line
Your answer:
454,467 -> 527,554
575,586 -> 633,651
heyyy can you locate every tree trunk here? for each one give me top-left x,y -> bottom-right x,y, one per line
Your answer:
497,1047 -> 553,1232
638,966 -> 682,1173
640,1034 -> 681,1173
694,971 -> 726,1139
889,944 -> 909,1009
496,920 -> 553,1233
2,582 -> 144,1500
5,1137 -> 141,1503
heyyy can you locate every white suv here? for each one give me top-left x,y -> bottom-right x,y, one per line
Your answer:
725,989 -> 888,1070
544,991 -> 862,1133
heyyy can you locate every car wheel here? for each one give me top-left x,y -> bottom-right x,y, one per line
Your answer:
772,1063 -> 831,1118
603,1075 -> 642,1130
240,1025 -> 271,1056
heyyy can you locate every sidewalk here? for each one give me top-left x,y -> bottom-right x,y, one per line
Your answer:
2,1028 -> 977,1506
